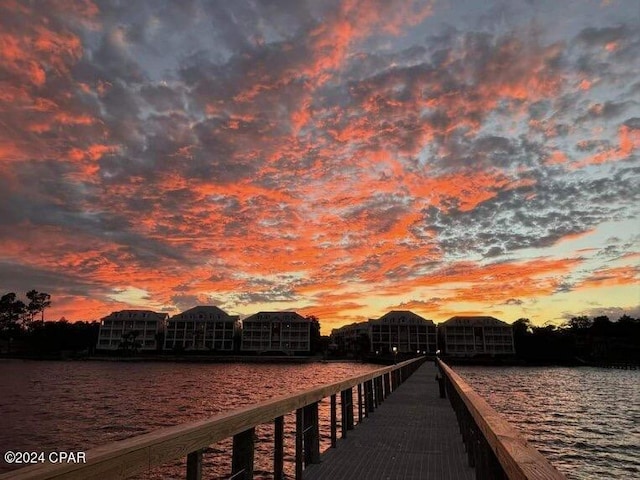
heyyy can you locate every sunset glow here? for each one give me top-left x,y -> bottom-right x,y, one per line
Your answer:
0,0 -> 638,333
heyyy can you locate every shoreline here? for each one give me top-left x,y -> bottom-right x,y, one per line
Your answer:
1,354 -> 637,368
0,354 -> 324,364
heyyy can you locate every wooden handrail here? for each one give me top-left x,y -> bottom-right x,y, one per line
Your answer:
2,357 -> 424,480
438,359 -> 566,480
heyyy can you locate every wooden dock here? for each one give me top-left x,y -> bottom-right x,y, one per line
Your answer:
303,362 -> 474,480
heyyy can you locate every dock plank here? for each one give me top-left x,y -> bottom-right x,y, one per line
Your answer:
303,363 -> 474,480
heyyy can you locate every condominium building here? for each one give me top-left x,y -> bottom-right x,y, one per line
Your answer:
97,310 -> 168,351
439,316 -> 515,357
164,306 -> 239,351
369,311 -> 437,354
241,311 -> 311,354
330,322 -> 370,352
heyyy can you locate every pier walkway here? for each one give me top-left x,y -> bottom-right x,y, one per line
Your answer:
304,362 -> 474,480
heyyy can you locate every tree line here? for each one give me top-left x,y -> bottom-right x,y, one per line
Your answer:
512,314 -> 640,364
0,291 -> 100,357
0,290 -> 51,333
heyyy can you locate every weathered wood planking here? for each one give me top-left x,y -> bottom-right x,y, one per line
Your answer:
438,360 -> 566,480
1,358 -> 424,480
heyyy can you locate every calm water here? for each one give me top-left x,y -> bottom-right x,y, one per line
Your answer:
455,366 -> 640,480
2,361 -> 638,479
0,359 -> 377,479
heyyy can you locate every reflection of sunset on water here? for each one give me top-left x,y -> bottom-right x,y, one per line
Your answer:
457,366 -> 640,479
0,0 -> 638,331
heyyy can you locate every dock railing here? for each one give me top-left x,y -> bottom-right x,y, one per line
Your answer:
2,357 -> 426,480
437,359 -> 567,480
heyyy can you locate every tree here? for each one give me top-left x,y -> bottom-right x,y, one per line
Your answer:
618,314 -> 638,325
592,315 -> 613,335
118,330 -> 141,354
26,290 -> 51,325
0,292 -> 26,335
565,316 -> 592,331
512,318 -> 532,336
306,315 -> 322,354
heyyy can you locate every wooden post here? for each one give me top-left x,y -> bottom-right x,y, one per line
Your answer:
357,383 -> 363,423
295,408 -> 303,480
487,441 -> 508,480
340,390 -> 348,438
436,374 -> 446,398
330,394 -> 337,448
274,416 -> 284,480
373,378 -> 379,409
346,388 -> 354,430
363,381 -> 370,418
231,428 -> 255,480
186,449 -> 203,480
467,419 -> 476,468
303,403 -> 321,465
384,372 -> 391,396
366,380 -> 375,413
476,433 -> 490,480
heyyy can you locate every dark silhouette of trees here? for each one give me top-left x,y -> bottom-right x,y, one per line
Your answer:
0,291 -> 100,358
0,292 -> 26,335
26,320 -> 100,356
564,315 -> 593,331
513,314 -> 640,365
26,290 -> 51,325
306,315 -> 322,354
591,316 -> 613,335
118,330 -> 141,354
1,290 -> 51,333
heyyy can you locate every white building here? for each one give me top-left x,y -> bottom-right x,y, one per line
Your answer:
97,310 -> 168,351
164,306 -> 239,351
369,310 -> 438,354
241,311 -> 311,354
440,316 -> 515,357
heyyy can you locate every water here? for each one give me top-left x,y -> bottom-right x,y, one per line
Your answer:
2,361 -> 638,479
454,366 -> 640,480
0,359 -> 377,479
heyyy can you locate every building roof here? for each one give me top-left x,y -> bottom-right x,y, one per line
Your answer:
243,311 -> 307,322
102,310 -> 168,320
171,305 -> 237,320
371,310 -> 436,325
331,321 -> 369,335
441,316 -> 509,327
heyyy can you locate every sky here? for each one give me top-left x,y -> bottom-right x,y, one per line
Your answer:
0,0 -> 639,333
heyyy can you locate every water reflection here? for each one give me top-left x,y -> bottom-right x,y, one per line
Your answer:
0,360 -> 377,479
455,366 -> 640,480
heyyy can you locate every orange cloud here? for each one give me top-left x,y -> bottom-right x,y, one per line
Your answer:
573,124 -> 638,168
576,266 -> 640,290
546,150 -> 568,165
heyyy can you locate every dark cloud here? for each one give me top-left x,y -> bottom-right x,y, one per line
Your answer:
577,101 -> 634,123
0,261 -> 107,298
502,298 -> 524,306
428,163 -> 640,258
576,24 -> 629,48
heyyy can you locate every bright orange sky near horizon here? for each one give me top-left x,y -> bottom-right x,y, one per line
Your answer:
0,0 -> 639,334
